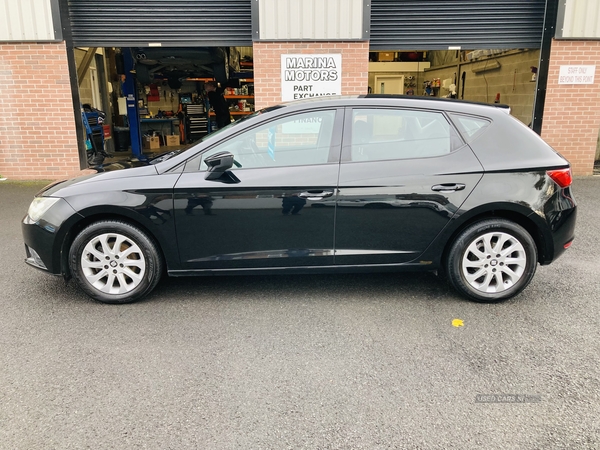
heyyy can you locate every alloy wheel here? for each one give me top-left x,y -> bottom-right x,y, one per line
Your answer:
80,232 -> 146,295
461,231 -> 527,294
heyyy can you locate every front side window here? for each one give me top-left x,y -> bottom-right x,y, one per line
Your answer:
200,110 -> 336,170
350,108 -> 460,162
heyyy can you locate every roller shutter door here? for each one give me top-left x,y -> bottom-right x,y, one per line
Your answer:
68,0 -> 252,47
370,0 -> 546,50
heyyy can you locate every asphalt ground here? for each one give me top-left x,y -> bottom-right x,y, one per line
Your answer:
0,177 -> 599,449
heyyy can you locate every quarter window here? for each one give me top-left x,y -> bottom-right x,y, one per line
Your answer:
200,110 -> 336,170
350,108 -> 459,162
449,114 -> 491,142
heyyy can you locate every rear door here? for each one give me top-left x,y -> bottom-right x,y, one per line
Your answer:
334,106 -> 484,266
173,108 -> 343,270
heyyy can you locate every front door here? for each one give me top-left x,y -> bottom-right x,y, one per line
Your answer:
334,107 -> 483,266
174,108 -> 342,270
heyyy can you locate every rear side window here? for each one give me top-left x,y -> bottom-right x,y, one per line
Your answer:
349,108 -> 461,162
449,114 -> 491,142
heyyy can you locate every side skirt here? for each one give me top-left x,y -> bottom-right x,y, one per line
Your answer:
168,262 -> 438,277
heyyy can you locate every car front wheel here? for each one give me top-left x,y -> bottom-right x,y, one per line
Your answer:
446,219 -> 537,303
68,220 -> 163,304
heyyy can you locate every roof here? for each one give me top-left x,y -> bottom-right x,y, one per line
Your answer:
277,94 -> 511,116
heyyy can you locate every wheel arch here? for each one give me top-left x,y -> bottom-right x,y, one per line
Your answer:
60,210 -> 170,278
438,206 -> 549,271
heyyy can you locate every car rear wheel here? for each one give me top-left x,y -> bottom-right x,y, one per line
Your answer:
446,219 -> 537,303
68,221 -> 163,304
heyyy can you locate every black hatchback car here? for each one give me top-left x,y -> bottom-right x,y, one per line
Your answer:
22,96 -> 576,304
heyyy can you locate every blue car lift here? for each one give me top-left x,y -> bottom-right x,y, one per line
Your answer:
121,49 -> 143,158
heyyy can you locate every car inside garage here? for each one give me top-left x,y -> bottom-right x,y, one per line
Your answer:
66,0 -> 254,164
74,45 -> 254,164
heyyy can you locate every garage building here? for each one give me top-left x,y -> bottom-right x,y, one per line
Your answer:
0,0 -> 598,179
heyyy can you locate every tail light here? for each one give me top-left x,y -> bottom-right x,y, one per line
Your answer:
547,168 -> 572,188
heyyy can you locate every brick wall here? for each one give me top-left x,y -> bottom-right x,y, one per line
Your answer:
541,40 -> 600,176
253,41 -> 369,109
0,42 -> 82,180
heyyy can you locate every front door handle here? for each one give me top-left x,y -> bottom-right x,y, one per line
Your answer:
298,190 -> 334,200
431,183 -> 466,192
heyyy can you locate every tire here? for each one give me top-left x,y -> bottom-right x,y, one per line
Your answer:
135,63 -> 151,84
212,61 -> 228,85
446,219 -> 537,303
167,77 -> 182,90
69,220 -> 163,304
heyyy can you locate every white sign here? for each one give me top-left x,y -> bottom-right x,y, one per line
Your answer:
558,65 -> 596,84
281,54 -> 342,102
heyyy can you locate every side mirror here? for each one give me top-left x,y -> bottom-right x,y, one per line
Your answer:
204,151 -> 234,180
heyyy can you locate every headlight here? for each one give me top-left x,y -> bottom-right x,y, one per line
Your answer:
27,197 -> 61,222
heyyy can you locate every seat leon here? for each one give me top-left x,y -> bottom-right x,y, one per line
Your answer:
22,96 -> 576,304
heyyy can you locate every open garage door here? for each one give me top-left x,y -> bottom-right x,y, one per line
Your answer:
68,0 -> 252,47
65,1 -> 253,163
370,0 -> 546,50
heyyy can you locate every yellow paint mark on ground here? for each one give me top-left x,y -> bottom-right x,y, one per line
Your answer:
452,319 -> 464,327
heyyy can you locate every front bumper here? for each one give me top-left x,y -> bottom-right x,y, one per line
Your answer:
21,198 -> 80,275
24,243 -> 49,271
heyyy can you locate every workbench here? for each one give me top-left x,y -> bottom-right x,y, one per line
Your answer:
140,118 -> 179,139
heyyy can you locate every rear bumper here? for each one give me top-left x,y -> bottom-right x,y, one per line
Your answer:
544,206 -> 577,265
539,186 -> 577,265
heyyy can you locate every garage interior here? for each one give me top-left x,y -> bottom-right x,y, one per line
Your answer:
74,45 -> 255,164
367,48 -> 541,126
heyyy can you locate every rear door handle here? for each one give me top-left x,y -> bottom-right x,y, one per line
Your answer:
298,190 -> 334,200
431,183 -> 466,192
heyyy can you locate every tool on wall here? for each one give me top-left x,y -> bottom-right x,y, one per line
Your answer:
530,66 -> 538,82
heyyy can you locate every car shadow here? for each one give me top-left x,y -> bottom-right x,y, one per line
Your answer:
148,271 -> 464,305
